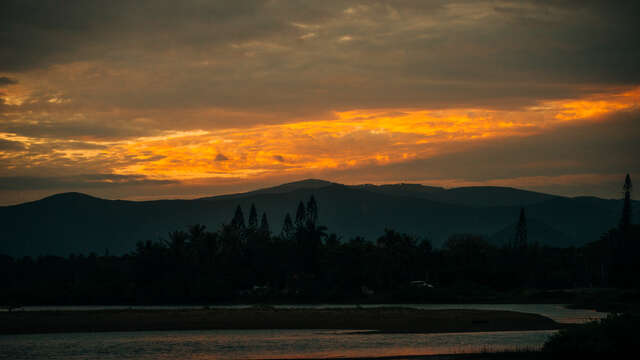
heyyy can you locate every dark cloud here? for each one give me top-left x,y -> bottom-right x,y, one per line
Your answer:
215,153 -> 229,161
23,140 -> 108,152
0,118 -> 159,140
1,0 -> 638,114
0,0 -> 279,71
0,0 -> 638,203
273,155 -> 285,162
0,174 -> 177,191
0,77 -> 17,86
0,138 -> 26,151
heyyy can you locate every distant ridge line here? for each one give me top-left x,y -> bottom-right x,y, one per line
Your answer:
0,178 -> 634,256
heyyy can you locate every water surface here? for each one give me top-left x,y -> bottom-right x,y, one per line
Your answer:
0,329 -> 556,360
0,303 -> 600,359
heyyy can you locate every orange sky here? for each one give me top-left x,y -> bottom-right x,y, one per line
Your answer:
101,87 -> 638,181
1,1 -> 639,204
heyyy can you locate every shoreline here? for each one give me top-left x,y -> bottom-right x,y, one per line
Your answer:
0,307 -> 559,335
267,354 -> 543,360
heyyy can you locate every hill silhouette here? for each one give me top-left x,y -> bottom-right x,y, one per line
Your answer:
0,180 -> 636,256
202,179 -> 335,199
490,218 -> 573,247
350,184 -> 558,207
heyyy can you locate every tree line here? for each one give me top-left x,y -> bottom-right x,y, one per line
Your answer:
1,176 -> 637,306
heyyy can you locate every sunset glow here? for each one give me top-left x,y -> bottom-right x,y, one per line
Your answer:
5,88 -> 632,182
1,0 -> 639,203
1,86 -> 638,188
2,5 -> 639,357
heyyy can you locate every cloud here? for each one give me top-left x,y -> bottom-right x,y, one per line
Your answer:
0,138 -> 26,151
4,87 -> 633,185
317,108 -> 640,197
215,153 -> 229,161
0,174 -> 177,191
1,0 -> 638,118
0,116 -> 162,140
0,77 -> 17,86
0,1 -> 638,203
0,0 -> 281,72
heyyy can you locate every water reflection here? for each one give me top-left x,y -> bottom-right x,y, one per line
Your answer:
0,329 -> 556,360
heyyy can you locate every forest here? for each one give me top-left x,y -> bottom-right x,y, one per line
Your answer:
1,177 -> 638,306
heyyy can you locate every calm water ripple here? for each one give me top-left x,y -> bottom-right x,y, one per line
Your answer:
0,304 -> 603,359
0,329 -> 557,360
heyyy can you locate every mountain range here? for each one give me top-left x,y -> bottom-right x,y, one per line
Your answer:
1,179 -> 636,257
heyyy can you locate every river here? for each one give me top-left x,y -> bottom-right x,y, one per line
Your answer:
0,329 -> 558,360
0,304 -> 604,359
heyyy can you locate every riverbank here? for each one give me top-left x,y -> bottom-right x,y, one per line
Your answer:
0,307 -> 559,335
274,354 -> 542,360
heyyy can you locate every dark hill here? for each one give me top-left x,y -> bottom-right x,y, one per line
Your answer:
350,184 -> 558,207
490,218 -> 573,247
199,179 -> 335,200
0,180 -> 635,256
429,186 -> 560,207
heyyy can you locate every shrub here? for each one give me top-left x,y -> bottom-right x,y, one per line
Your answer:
543,313 -> 637,354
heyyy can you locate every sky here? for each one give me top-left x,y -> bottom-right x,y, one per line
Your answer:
1,0 -> 639,205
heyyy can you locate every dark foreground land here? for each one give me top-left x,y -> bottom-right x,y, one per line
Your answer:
0,307 -> 559,335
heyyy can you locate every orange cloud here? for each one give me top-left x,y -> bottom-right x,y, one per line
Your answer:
104,87 -> 638,181
549,87 -> 640,121
3,87 -> 637,183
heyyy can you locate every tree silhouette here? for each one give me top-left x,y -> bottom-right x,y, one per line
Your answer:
188,224 -> 206,243
303,219 -> 327,275
292,196 -> 327,275
260,212 -> 270,234
6,186 -> 634,305
611,174 -> 637,288
514,207 -> 528,249
619,173 -> 632,233
306,195 -> 318,228
295,201 -> 306,229
231,205 -> 246,229
201,231 -> 219,267
248,203 -> 258,230
281,213 -> 294,240
166,230 -> 189,260
444,233 -> 495,286
376,229 -> 420,289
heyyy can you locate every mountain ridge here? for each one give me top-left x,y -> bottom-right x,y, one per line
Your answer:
196,179 -> 563,207
1,179 -> 635,257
